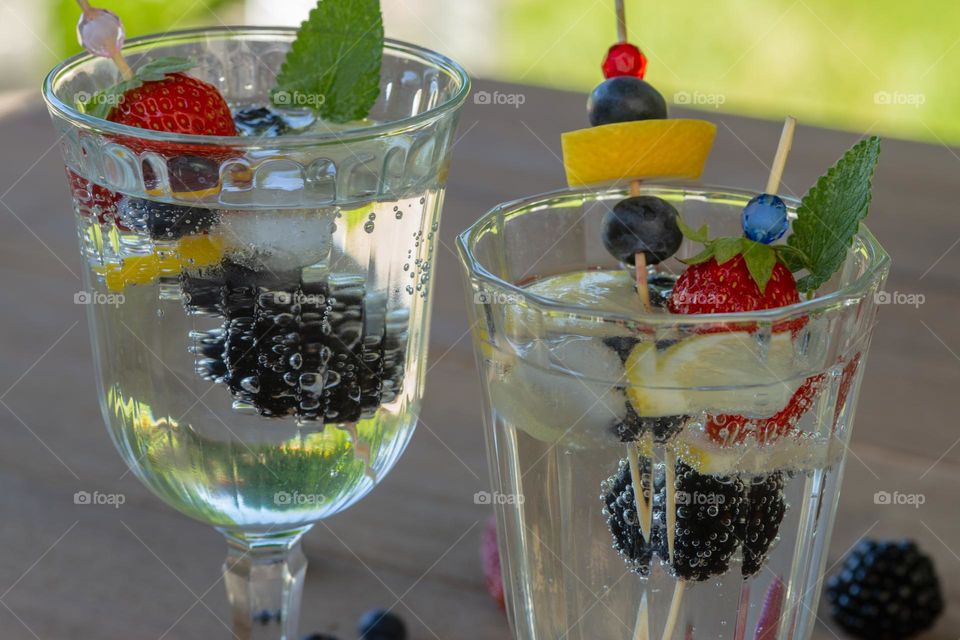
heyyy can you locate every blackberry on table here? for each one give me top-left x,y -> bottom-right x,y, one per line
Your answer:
826,539 -> 943,639
740,472 -> 787,577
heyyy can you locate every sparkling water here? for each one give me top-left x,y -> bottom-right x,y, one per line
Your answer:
479,270 -> 857,640
76,184 -> 441,533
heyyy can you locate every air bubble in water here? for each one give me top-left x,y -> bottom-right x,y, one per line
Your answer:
363,221 -> 375,233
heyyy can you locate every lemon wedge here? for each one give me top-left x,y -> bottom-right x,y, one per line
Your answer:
625,331 -> 804,417
561,119 -> 716,187
102,234 -> 225,292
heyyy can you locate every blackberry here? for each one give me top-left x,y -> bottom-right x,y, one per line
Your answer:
601,459 -> 661,574
183,261 -> 406,422
118,196 -> 219,240
826,539 -> 943,639
740,472 -> 787,577
613,405 -> 686,444
602,336 -> 639,363
668,461 -> 746,581
358,608 -> 406,640
234,105 -> 290,138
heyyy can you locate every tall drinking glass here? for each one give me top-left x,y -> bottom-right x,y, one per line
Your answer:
458,185 -> 889,640
43,27 -> 469,639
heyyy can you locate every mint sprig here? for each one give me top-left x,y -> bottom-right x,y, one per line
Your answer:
271,0 -> 384,123
785,137 -> 881,294
675,136 -> 881,296
76,56 -> 195,119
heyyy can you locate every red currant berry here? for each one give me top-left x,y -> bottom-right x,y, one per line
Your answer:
602,42 -> 647,79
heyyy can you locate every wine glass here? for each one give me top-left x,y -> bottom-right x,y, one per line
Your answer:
43,27 -> 469,639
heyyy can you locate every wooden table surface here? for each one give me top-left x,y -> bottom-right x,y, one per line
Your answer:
0,81 -> 957,639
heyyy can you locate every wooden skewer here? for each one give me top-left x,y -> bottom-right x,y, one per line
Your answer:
615,0 -> 628,43
632,591 -> 650,640
661,581 -> 686,640
626,443 -> 652,541
765,116 -> 796,194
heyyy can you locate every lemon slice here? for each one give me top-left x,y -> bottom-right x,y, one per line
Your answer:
561,119 -> 717,187
102,234 -> 225,292
504,270 -> 643,338
625,331 -> 803,417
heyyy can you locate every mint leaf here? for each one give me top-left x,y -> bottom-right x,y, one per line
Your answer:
77,56 -> 195,119
788,137 -> 881,294
740,240 -> 778,293
272,0 -> 384,123
773,244 -> 811,272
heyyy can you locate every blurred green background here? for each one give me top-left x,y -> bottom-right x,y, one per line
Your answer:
28,0 -> 959,145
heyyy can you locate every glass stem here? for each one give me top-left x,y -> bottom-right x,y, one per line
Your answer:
222,528 -> 310,640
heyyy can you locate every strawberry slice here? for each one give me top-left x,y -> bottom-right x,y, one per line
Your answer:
66,168 -> 122,227
706,374 -> 824,446
832,353 -> 861,431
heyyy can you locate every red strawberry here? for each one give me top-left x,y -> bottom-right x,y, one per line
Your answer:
66,168 -> 121,226
706,374 -> 823,446
671,254 -> 813,442
107,72 -> 237,196
481,516 -> 505,611
832,353 -> 861,430
668,255 -> 800,315
107,72 -> 236,141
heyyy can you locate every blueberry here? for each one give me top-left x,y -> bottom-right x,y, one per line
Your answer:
588,77 -> 667,126
358,608 -> 406,640
601,196 -> 682,266
234,105 -> 290,138
741,193 -> 788,244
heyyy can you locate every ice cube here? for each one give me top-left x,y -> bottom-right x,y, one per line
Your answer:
217,209 -> 334,272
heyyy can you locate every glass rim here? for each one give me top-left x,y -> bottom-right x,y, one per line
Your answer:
42,26 -> 471,148
457,183 -> 891,325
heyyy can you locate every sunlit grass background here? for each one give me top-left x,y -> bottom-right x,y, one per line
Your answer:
29,0 -> 960,145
